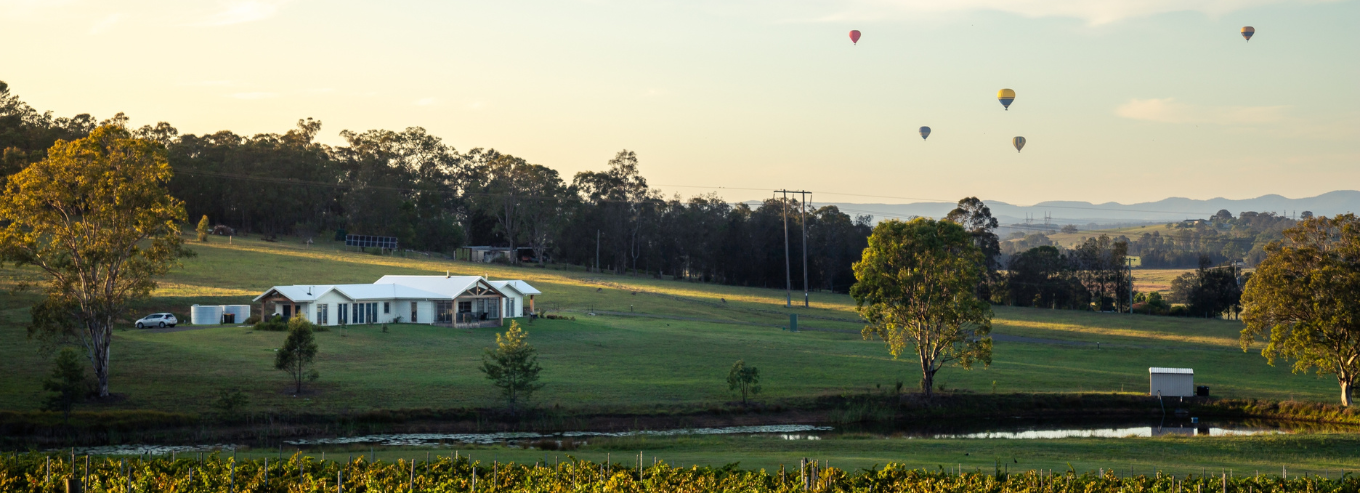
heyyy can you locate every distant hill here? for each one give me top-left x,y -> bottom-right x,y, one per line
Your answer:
814,190 -> 1360,227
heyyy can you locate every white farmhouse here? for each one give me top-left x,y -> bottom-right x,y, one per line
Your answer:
253,275 -> 539,328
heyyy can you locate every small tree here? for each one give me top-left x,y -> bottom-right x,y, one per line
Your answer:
851,218 -> 993,397
42,348 -> 89,421
726,360 -> 761,404
480,321 -> 544,414
211,387 -> 249,415
1241,214 -> 1360,406
274,316 -> 319,394
196,215 -> 210,242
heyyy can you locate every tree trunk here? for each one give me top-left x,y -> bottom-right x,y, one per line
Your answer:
920,363 -> 936,398
1342,379 -> 1354,407
90,322 -> 113,398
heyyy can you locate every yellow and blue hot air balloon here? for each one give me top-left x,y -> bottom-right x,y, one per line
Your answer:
919,126 -> 931,140
998,89 -> 1015,110
1241,26 -> 1254,42
1013,136 -> 1026,153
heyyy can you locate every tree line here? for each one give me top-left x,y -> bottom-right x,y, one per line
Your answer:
1,83 -> 871,293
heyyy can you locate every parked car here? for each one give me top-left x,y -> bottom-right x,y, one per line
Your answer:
135,313 -> 178,329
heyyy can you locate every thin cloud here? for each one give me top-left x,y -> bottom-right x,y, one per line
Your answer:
227,92 -> 279,100
88,13 -> 121,35
199,1 -> 282,26
771,0 -> 1325,25
1115,98 -> 1290,125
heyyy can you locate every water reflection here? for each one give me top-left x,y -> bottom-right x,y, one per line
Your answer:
936,425 -> 1278,439
286,424 -> 836,447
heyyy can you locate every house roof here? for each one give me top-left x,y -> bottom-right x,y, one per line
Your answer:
1148,367 -> 1193,374
252,283 -> 446,303
489,280 -> 541,295
254,276 -> 539,302
373,275 -> 484,297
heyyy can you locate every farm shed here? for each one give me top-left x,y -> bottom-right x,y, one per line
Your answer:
1149,367 -> 1194,397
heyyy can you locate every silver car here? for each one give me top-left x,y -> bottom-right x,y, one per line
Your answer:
135,313 -> 178,329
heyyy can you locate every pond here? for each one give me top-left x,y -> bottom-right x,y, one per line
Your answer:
56,418 -> 1344,456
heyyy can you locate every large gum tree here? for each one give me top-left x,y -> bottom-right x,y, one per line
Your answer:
1241,214 -> 1360,407
851,218 -> 993,397
0,125 -> 187,398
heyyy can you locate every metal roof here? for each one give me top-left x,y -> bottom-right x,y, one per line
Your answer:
1148,367 -> 1194,374
252,283 -> 446,302
255,276 -> 539,302
489,280 -> 541,296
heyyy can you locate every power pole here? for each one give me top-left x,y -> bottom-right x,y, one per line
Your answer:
1127,257 -> 1134,314
595,229 -> 601,274
799,191 -> 810,307
775,190 -> 812,307
778,191 -> 792,307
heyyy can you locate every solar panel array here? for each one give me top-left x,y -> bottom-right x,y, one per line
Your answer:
345,234 -> 398,249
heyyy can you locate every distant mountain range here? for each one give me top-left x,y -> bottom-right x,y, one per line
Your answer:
810,190 -> 1360,227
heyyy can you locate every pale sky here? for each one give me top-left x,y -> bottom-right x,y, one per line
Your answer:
2,0 -> 1356,206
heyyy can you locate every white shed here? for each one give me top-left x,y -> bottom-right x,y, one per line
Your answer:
1149,367 -> 1194,397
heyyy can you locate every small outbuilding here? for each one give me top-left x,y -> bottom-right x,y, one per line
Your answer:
1149,367 -> 1194,397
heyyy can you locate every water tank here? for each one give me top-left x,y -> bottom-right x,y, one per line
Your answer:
190,305 -> 224,325
223,305 -> 251,324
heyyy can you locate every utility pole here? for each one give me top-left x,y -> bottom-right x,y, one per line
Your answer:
1127,257 -> 1134,314
775,189 -> 812,308
799,191 -> 810,307
595,229 -> 600,274
778,192 -> 792,307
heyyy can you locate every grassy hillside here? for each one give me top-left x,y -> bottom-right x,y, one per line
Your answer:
0,235 -> 1338,415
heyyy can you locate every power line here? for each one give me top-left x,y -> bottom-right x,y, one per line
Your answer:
176,168 -> 1225,218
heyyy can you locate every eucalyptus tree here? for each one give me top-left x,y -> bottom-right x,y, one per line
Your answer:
1242,214 -> 1360,406
1,125 -> 189,397
851,218 -> 993,396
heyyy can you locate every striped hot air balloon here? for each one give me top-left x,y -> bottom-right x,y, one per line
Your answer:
919,126 -> 931,140
1241,26 -> 1254,42
1013,136 -> 1026,153
850,30 -> 861,45
998,89 -> 1015,110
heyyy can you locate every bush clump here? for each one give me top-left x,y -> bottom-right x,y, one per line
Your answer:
254,315 -> 288,332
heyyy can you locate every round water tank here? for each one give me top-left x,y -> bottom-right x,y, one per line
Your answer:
223,305 -> 251,324
190,305 -> 223,325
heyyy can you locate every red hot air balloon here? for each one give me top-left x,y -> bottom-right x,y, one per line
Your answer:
849,30 -> 861,45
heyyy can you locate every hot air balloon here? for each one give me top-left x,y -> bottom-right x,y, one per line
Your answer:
849,30 -> 861,45
1013,136 -> 1026,153
998,89 -> 1015,110
919,126 -> 931,140
1241,26 -> 1254,42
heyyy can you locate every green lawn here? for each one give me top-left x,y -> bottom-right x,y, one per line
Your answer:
0,234 -> 1340,416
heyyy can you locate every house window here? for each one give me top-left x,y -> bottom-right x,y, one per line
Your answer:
384,302 -> 390,314
411,302 -> 418,323
436,301 -> 453,323
369,302 -> 378,323
282,305 -> 292,319
339,304 -> 348,324
458,301 -> 472,313
316,304 -> 328,325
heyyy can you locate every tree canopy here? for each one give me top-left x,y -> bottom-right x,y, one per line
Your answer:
1241,214 -> 1360,407
1,125 -> 188,397
851,218 -> 993,396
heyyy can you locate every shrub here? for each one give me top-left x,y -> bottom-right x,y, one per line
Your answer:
254,315 -> 288,331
